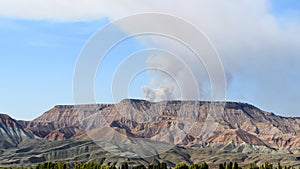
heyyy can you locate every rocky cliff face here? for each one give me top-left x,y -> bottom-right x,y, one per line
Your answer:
20,99 -> 300,150
1,100 -> 300,167
0,114 -> 35,148
22,105 -> 104,140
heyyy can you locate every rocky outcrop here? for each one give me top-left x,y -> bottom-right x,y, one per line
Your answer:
22,104 -> 105,140
0,100 -> 300,167
44,126 -> 83,140
0,114 -> 35,148
20,99 -> 300,150
0,138 -> 299,167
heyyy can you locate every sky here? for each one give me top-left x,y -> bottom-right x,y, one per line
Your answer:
0,0 -> 299,120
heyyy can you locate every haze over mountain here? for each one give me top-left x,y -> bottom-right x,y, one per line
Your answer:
0,99 -> 299,167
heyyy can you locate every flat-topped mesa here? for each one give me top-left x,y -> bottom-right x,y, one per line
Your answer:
54,105 -> 76,109
1,100 -> 300,166
8,99 -> 300,149
54,103 -> 113,109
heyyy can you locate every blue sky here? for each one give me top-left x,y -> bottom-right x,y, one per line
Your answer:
0,18 -> 105,119
0,1 -> 299,120
0,17 -> 150,119
270,0 -> 300,15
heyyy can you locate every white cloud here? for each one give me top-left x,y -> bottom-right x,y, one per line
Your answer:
1,0 -> 300,116
142,86 -> 175,102
0,0 -> 151,21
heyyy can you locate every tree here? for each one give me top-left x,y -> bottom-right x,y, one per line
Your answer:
261,162 -> 273,169
219,163 -> 225,169
278,162 -> 283,169
233,162 -> 238,169
249,164 -> 259,169
121,162 -> 129,169
148,164 -> 154,169
200,162 -> 208,169
174,162 -> 189,169
226,162 -> 233,169
132,165 -> 146,169
189,164 -> 200,169
160,162 -> 168,169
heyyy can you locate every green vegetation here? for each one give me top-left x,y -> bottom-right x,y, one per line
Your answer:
0,161 -> 299,169
35,162 -> 68,169
74,162 -> 116,169
218,162 -> 243,169
148,162 -> 167,169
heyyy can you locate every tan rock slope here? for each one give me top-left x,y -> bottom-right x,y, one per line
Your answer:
20,99 -> 300,150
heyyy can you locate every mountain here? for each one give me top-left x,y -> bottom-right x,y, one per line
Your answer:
21,105 -> 101,140
0,114 -> 35,149
1,99 -> 300,167
21,100 -> 300,150
0,137 -> 299,167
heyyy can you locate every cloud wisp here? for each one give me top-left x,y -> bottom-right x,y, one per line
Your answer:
1,0 -> 300,116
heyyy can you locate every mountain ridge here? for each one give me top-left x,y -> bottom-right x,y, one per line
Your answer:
0,100 -> 300,166
12,99 -> 300,150
0,113 -> 35,149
